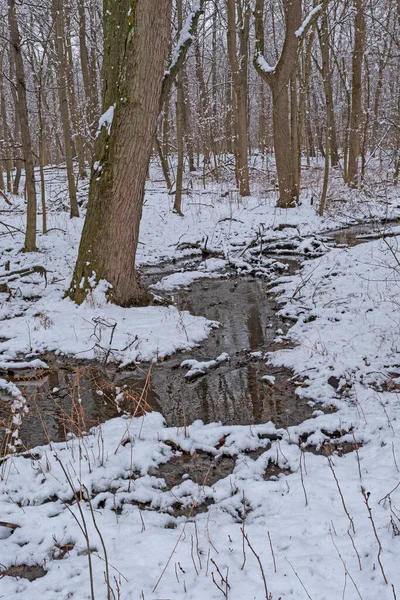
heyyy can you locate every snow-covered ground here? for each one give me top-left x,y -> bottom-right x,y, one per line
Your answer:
1,162 -> 400,598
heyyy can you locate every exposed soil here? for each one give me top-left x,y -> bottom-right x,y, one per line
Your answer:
0,564 -> 47,581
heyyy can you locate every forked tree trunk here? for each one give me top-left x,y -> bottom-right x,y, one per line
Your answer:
68,0 -> 172,307
347,0 -> 366,187
254,0 -> 302,208
8,0 -> 37,251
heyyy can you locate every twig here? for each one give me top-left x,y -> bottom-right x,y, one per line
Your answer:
268,531 -> 277,573
286,557 -> 313,600
241,528 -> 269,599
361,487 -> 388,584
327,456 -> 355,533
330,530 -> 364,599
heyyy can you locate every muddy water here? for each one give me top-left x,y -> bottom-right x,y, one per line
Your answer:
4,219 -> 386,453
122,275 -> 314,428
0,366 -> 122,452
328,219 -> 400,247
0,272 -> 317,453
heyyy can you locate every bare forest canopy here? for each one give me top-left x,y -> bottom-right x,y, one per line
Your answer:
0,0 -> 399,254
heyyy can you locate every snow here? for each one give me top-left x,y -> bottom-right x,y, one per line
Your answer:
166,0 -> 201,76
151,259 -> 227,291
180,351 -> 230,378
1,161 -> 400,598
96,104 -> 115,137
295,4 -> 322,37
262,374 -> 276,384
0,280 -> 216,367
254,53 -> 275,74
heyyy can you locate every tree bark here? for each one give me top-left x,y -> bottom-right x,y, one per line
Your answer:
78,0 -> 99,152
254,0 -> 302,208
174,0 -> 185,215
8,0 -> 37,251
227,0 -> 250,196
318,12 -> 339,166
347,0 -> 366,187
69,0 -> 172,307
52,0 -> 79,217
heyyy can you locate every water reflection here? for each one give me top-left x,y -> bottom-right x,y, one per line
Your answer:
0,276 -> 314,452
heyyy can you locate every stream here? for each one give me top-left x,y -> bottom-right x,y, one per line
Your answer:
0,221 -> 395,454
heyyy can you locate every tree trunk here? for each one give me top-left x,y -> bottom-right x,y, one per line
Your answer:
8,0 -> 37,251
68,0 -> 172,307
0,52 -> 12,192
78,0 -> 99,153
347,0 -> 366,187
52,0 -> 79,217
290,72 -> 299,197
227,0 -> 250,196
174,0 -> 185,215
272,82 -> 298,206
318,12 -> 340,167
254,0 -> 302,208
65,12 -> 87,179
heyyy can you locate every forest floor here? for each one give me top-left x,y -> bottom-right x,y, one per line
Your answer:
1,160 -> 400,599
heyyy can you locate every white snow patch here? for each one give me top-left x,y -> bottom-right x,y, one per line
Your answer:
181,352 -> 230,377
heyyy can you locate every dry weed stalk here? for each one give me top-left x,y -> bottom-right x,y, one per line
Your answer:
285,557 -> 313,600
329,529 -> 364,599
361,486 -> 388,584
327,455 -> 355,533
241,527 -> 269,599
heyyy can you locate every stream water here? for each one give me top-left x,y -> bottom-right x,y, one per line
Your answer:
0,221 -> 391,454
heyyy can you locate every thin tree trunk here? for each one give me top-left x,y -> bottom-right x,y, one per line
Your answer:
8,0 -> 37,251
290,71 -> 299,197
347,0 -> 366,187
0,52 -> 12,192
319,124 -> 330,216
78,0 -> 98,153
65,14 -> 87,179
174,0 -> 184,215
318,12 -> 340,166
52,0 -> 79,216
227,0 -> 250,196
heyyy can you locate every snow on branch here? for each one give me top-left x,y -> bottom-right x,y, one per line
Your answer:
96,104 -> 116,138
160,0 -> 205,107
167,0 -> 201,77
254,53 -> 276,75
295,4 -> 322,37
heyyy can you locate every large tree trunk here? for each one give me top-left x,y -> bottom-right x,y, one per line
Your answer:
272,82 -> 298,205
346,0 -> 366,187
68,0 -> 172,307
8,0 -> 37,251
